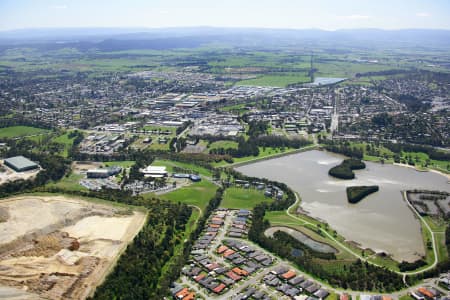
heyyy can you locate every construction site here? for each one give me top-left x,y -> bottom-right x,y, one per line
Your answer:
0,195 -> 146,300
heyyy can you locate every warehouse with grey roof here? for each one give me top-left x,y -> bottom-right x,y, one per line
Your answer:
3,156 -> 39,172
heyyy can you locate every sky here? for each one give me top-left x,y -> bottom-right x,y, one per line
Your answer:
0,0 -> 450,31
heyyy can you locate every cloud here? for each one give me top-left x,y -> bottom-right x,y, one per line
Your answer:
336,15 -> 371,20
416,12 -> 431,17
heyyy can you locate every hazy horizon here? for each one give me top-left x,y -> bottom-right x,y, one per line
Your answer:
1,0 -> 450,31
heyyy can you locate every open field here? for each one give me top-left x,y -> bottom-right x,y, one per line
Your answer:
344,141 -> 450,174
103,160 -> 135,168
221,187 -> 270,210
0,126 -> 50,139
152,159 -> 213,177
212,146 -> 296,167
236,73 -> 310,87
0,195 -> 146,300
45,172 -> 86,191
213,144 -> 316,167
51,132 -> 77,157
208,140 -> 239,151
157,180 -> 217,211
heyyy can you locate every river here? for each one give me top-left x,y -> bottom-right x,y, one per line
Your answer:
236,150 -> 450,262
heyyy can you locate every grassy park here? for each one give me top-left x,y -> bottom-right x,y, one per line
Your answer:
0,126 -> 51,138
221,187 -> 269,210
158,180 -> 217,211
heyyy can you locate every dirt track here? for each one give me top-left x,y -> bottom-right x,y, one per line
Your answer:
0,195 -> 146,300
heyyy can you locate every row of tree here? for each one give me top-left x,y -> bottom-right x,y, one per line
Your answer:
210,136 -> 312,158
321,140 -> 364,159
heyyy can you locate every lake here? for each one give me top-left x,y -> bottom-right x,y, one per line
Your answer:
236,150 -> 450,262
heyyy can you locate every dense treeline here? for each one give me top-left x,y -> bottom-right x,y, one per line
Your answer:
328,159 -> 366,180
176,120 -> 193,135
273,230 -> 336,260
67,130 -> 84,158
346,185 -> 379,204
255,135 -> 312,149
321,140 -> 364,159
0,117 -> 53,130
210,135 -> 312,158
72,147 -> 231,168
383,142 -> 450,162
92,197 -> 191,299
248,203 -> 405,292
247,120 -> 269,138
395,94 -> 431,112
321,139 -> 450,163
398,259 -> 427,272
355,69 -> 409,78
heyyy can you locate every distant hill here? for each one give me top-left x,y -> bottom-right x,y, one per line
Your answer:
0,27 -> 449,51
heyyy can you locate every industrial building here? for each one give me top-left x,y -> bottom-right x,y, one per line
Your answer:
3,156 -> 39,172
86,166 -> 122,179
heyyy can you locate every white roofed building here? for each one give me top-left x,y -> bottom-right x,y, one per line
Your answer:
141,166 -> 168,178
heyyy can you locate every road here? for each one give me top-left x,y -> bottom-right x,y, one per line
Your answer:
330,89 -> 339,135
286,192 -> 440,277
401,191 -> 438,275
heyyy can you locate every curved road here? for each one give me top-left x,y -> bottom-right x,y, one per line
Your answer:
286,192 -> 438,277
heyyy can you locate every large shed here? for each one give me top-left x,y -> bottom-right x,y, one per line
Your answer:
4,156 -> 39,172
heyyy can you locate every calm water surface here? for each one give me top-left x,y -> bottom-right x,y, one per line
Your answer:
236,150 -> 450,261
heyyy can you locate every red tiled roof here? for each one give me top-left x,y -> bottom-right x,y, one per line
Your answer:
223,249 -> 235,257
226,270 -> 241,281
232,267 -> 249,276
213,283 -> 226,294
175,287 -> 189,298
418,288 -> 434,299
217,245 -> 228,254
281,270 -> 296,280
194,274 -> 205,282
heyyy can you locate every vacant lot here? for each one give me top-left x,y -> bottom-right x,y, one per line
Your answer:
221,187 -> 270,210
0,195 -> 146,300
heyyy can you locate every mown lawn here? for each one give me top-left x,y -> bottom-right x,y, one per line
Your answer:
104,161 -> 135,168
46,172 -> 86,192
158,180 -> 217,211
221,187 -> 270,210
208,140 -> 239,151
0,126 -> 51,138
152,159 -> 212,177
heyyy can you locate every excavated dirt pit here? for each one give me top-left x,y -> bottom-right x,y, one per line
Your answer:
0,195 -> 146,300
